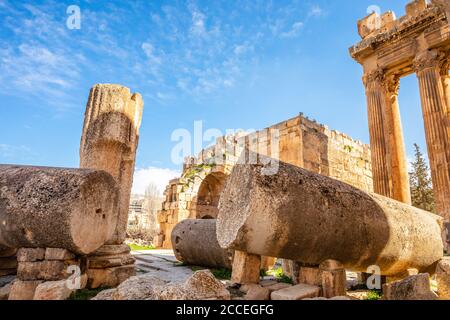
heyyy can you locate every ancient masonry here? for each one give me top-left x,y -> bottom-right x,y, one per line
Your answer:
0,84 -> 144,299
155,114 -> 373,249
350,0 -> 450,244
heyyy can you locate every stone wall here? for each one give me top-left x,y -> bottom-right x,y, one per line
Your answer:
155,114 -> 373,249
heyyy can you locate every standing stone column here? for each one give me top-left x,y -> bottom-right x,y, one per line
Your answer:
80,84 -> 144,288
414,50 -> 450,224
382,74 -> 411,204
363,69 -> 392,198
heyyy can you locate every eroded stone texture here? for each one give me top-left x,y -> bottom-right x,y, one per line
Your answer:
171,219 -> 233,269
9,280 -> 43,300
80,84 -> 143,289
17,249 -> 45,263
80,84 -> 144,245
320,260 -> 347,298
383,273 -> 438,300
0,165 -> 119,255
217,154 -> 444,277
33,280 -> 73,300
231,251 -> 261,285
244,284 -> 270,301
436,257 -> 450,299
94,270 -> 230,300
271,284 -> 321,301
87,265 -> 136,289
17,260 -> 76,281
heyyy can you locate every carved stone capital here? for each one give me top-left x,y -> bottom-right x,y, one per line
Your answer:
382,74 -> 401,97
413,50 -> 446,73
363,68 -> 385,88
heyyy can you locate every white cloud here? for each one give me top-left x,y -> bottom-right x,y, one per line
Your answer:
142,42 -> 162,65
308,5 -> 324,18
132,167 -> 180,196
280,21 -> 304,38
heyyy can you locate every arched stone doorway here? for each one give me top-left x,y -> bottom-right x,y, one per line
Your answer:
195,172 -> 228,219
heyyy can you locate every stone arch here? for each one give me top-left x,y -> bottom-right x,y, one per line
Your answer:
195,171 -> 228,219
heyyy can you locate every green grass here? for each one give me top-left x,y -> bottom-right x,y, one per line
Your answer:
364,290 -> 382,301
128,243 -> 156,251
211,268 -> 232,280
68,287 -> 111,300
271,267 -> 294,285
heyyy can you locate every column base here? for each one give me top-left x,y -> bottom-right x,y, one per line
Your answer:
86,244 -> 136,289
319,260 -> 347,299
231,251 -> 261,285
9,248 -> 86,300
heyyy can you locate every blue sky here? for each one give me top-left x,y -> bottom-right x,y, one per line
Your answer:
0,0 -> 428,193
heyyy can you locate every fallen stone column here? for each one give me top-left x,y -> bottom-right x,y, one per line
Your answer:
171,219 -> 233,269
217,155 -> 444,277
0,165 -> 119,255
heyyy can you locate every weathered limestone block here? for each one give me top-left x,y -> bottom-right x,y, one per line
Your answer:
320,260 -> 347,298
17,260 -> 77,281
171,219 -> 233,269
9,280 -> 43,300
91,244 -> 131,256
33,280 -> 74,300
406,0 -> 427,17
231,251 -> 261,285
96,270 -> 230,300
87,265 -> 136,289
264,282 -> 292,293
217,155 -> 444,277
88,254 -> 136,269
244,284 -> 270,300
17,248 -> 45,262
91,288 -> 116,300
298,266 -> 322,286
271,284 -> 321,300
45,248 -> 76,261
436,257 -> 450,299
80,84 -> 144,245
0,165 -> 119,255
383,273 -> 438,300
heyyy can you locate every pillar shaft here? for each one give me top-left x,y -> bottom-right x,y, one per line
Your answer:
363,70 -> 392,198
80,84 -> 144,244
382,75 -> 411,204
414,50 -> 450,222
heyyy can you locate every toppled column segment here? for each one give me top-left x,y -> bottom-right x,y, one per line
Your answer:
0,165 -> 119,255
217,153 -> 444,277
171,219 -> 233,269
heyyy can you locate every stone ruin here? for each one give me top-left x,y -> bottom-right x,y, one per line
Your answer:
350,0 -> 450,246
156,114 -> 374,249
156,0 -> 450,301
0,0 -> 449,301
0,84 -> 144,300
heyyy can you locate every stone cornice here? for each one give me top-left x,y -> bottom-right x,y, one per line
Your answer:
350,6 -> 446,61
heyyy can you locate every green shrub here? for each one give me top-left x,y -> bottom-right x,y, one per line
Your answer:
365,290 -> 382,301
